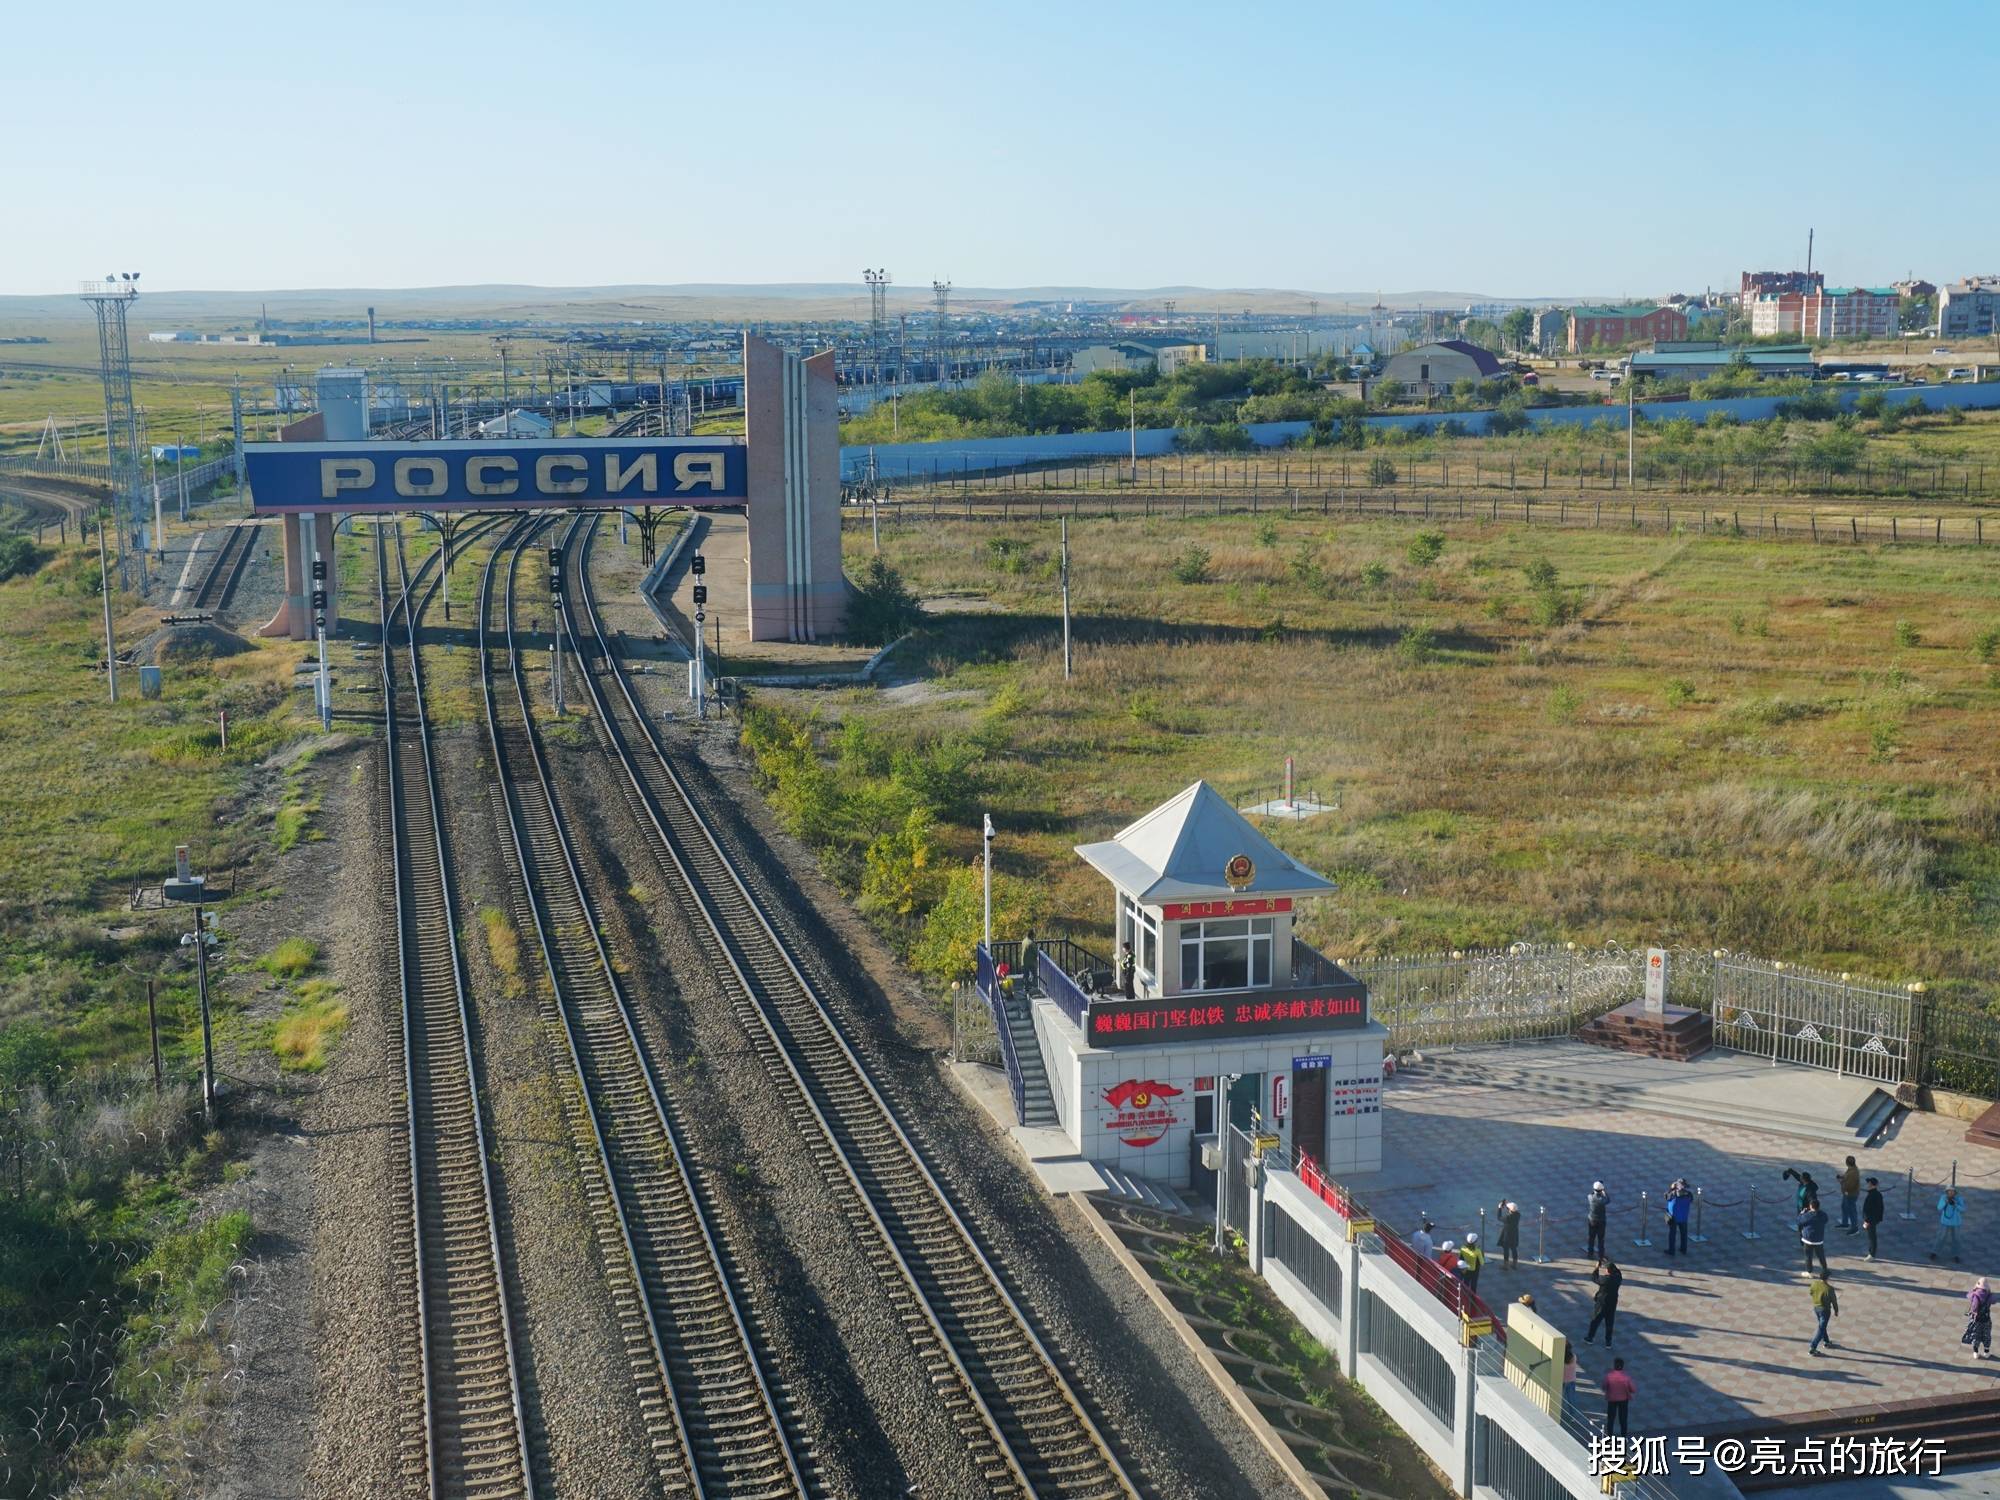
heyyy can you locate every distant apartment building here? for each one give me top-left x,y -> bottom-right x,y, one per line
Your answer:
1529,307 -> 1569,354
1938,277 -> 2000,338
1567,305 -> 1687,352
1894,278 -> 1937,301
1738,270 -> 1824,306
1748,286 -> 1898,339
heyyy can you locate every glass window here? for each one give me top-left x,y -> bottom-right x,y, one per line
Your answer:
1179,917 -> 1274,992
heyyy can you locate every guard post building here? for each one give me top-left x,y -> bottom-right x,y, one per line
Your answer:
977,781 -> 1385,1194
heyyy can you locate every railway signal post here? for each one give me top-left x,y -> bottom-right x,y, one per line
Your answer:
692,551 -> 708,720
312,553 -> 330,730
549,542 -> 567,715
164,846 -> 217,1121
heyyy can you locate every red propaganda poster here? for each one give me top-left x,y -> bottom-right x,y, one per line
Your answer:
1100,1080 -> 1187,1147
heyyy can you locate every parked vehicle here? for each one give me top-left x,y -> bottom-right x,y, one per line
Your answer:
1949,367 -> 1976,381
1933,346 -> 1952,354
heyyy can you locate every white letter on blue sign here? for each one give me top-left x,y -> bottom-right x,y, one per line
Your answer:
605,453 -> 657,495
536,455 -> 588,495
673,453 -> 725,492
394,457 -> 448,497
320,458 -> 376,499
467,456 -> 518,495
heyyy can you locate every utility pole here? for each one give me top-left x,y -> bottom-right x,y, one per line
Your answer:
1129,390 -> 1138,481
96,513 -> 118,701
1627,372 -> 1636,490
1060,517 -> 1072,680
175,438 -> 188,526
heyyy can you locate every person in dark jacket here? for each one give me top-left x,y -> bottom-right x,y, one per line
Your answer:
1497,1200 -> 1522,1269
1784,1166 -> 1819,1212
1585,1257 -> 1622,1347
1585,1181 -> 1609,1260
1861,1177 -> 1885,1261
1799,1200 -> 1830,1278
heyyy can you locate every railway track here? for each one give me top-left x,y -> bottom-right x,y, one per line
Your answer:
558,514 -> 1138,1500
188,522 -> 255,612
476,518 -> 808,1499
376,520 -> 536,1500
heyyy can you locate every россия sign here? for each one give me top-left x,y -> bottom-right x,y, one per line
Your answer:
245,438 -> 748,514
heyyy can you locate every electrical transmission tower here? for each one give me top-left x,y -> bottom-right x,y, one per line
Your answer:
932,279 -> 951,380
81,273 -> 144,588
864,268 -> 890,386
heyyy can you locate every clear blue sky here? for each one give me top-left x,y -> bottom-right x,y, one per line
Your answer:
5,0 -> 1993,299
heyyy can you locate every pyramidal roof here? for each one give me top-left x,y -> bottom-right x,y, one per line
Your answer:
1074,780 -> 1335,904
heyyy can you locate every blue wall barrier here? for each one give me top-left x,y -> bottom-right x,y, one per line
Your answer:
838,382 -> 2000,483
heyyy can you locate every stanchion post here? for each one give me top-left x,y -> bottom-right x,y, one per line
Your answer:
1633,1190 -> 1653,1247
1535,1206 -> 1549,1264
1899,1166 -> 1918,1222
1742,1183 -> 1762,1240
1690,1186 -> 1708,1244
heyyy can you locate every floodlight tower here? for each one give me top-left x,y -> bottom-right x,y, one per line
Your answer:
864,268 -> 890,386
932,279 -> 951,381
81,273 -> 145,589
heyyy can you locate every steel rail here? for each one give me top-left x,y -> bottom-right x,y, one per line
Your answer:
188,522 -> 254,612
559,514 -> 1137,1499
475,517 -> 807,1499
377,519 -> 536,1500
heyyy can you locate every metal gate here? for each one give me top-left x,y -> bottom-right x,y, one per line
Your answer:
1710,957 -> 1909,1083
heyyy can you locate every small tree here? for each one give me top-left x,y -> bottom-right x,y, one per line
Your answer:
1406,530 -> 1445,567
845,557 -> 923,647
1171,544 -> 1212,584
909,861 -> 1046,986
1367,456 -> 1398,487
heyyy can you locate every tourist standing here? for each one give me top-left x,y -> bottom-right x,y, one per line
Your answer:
1586,1181 -> 1609,1260
1665,1179 -> 1692,1257
1799,1199 -> 1830,1278
1497,1200 -> 1521,1269
1932,1188 -> 1965,1263
1861,1178 -> 1885,1261
1808,1272 -> 1839,1355
1561,1343 -> 1579,1410
1965,1278 -> 1994,1360
1838,1156 -> 1862,1234
1459,1234 -> 1486,1293
1411,1219 -> 1435,1265
1585,1257 -> 1622,1347
1785,1167 -> 1819,1212
1602,1358 -> 1634,1438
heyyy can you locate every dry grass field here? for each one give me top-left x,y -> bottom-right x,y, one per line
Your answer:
765,513 -> 2000,1005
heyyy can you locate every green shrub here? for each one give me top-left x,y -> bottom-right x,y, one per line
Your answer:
1171,544 -> 1212,584
1664,677 -> 1696,708
1894,619 -> 1921,649
1360,561 -> 1390,589
0,1024 -> 64,1095
1975,627 -> 2000,663
1406,530 -> 1446,567
1527,587 -> 1576,628
1548,684 -> 1581,723
845,557 -> 924,647
1522,558 -> 1558,591
0,532 -> 43,582
1256,518 -> 1280,548
1367,456 -> 1397,487
1397,625 -> 1438,664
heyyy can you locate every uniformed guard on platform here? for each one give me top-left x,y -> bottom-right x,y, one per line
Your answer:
1118,942 -> 1136,998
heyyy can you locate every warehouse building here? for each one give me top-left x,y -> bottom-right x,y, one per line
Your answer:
1378,339 -> 1504,399
1627,342 -> 1816,381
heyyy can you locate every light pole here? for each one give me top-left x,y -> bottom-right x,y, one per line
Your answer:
982,813 -> 995,949
1059,518 -> 1073,680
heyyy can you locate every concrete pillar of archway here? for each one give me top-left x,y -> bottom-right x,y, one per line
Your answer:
744,335 -> 844,642
257,371 -> 361,641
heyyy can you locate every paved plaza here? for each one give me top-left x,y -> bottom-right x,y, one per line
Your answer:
1343,1058 -> 2000,1433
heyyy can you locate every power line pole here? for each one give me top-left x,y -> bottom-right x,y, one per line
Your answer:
1060,518 -> 1072,680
